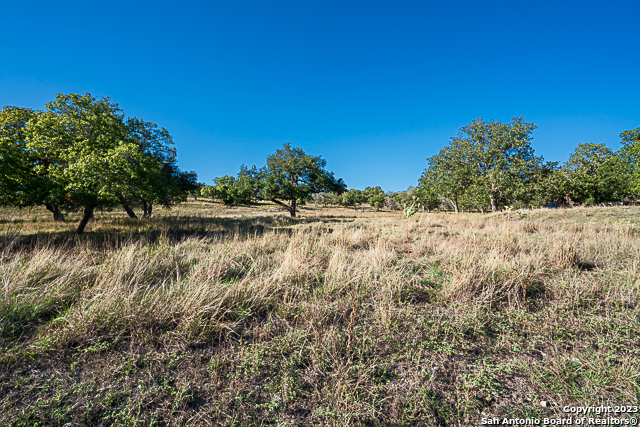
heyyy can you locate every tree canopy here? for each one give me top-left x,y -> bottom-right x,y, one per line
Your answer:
0,93 -> 196,233
369,195 -> 385,211
620,127 -> 640,194
0,106 -> 42,208
419,117 -> 556,212
3,96 -> 638,227
416,118 -> 639,212
561,143 -> 630,205
256,143 -> 346,217
201,167 -> 257,206
341,189 -> 365,210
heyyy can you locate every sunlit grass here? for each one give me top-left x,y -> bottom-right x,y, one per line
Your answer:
1,204 -> 639,426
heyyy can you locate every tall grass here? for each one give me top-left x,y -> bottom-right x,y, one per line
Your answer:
1,206 -> 639,426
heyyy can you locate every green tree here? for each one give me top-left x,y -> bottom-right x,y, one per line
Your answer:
27,93 -> 134,233
325,191 -> 343,206
413,180 -> 440,212
421,142 -> 475,214
116,117 -> 177,218
122,117 -> 199,218
2,94 -> 195,228
0,107 -> 48,210
420,117 -> 547,213
341,189 -> 365,210
235,164 -> 261,204
203,175 -> 236,204
206,176 -> 246,206
517,161 -> 563,208
369,195 -> 385,212
394,186 -> 438,212
205,166 -> 258,206
27,93 -> 195,230
200,184 -> 216,201
256,143 -> 346,217
158,164 -> 199,213
620,127 -> 640,195
563,143 -> 630,205
191,182 -> 205,201
458,117 -> 542,211
363,186 -> 384,200
0,107 -> 78,221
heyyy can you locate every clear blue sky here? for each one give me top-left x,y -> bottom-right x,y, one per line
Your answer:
1,0 -> 638,191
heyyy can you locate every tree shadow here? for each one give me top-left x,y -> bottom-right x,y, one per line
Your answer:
576,261 -> 597,272
0,214 -> 355,250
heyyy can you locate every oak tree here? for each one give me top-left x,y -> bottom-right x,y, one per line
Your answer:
562,143 -> 630,205
342,189 -> 365,210
256,143 -> 346,217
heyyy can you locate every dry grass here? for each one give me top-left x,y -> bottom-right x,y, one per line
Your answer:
1,204 -> 639,426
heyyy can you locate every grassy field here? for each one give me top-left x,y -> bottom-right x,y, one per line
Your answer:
1,202 -> 639,426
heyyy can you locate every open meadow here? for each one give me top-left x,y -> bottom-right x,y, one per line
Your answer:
1,202 -> 639,426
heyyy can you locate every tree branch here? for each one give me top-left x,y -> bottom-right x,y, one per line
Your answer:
271,198 -> 294,214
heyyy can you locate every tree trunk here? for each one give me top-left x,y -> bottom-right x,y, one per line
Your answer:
452,198 -> 459,214
490,197 -> 497,212
76,206 -> 95,234
142,201 -> 153,218
271,198 -> 296,217
121,201 -> 138,219
45,203 -> 65,221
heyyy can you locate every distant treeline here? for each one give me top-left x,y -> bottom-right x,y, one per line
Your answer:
416,117 -> 640,213
203,117 -> 640,214
3,93 -> 639,228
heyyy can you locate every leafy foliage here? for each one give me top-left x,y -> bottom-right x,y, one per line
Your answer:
363,186 -> 384,200
562,143 -> 630,205
419,117 -> 568,212
255,143 -> 346,217
0,93 -> 196,232
620,127 -> 640,195
341,189 -> 365,210
421,140 -> 475,213
452,117 -> 543,211
203,167 -> 258,206
369,195 -> 385,211
0,106 -> 43,207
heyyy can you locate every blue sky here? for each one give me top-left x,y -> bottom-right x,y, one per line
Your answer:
1,0 -> 638,191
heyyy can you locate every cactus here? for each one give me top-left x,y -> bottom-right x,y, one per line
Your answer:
403,197 -> 421,257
